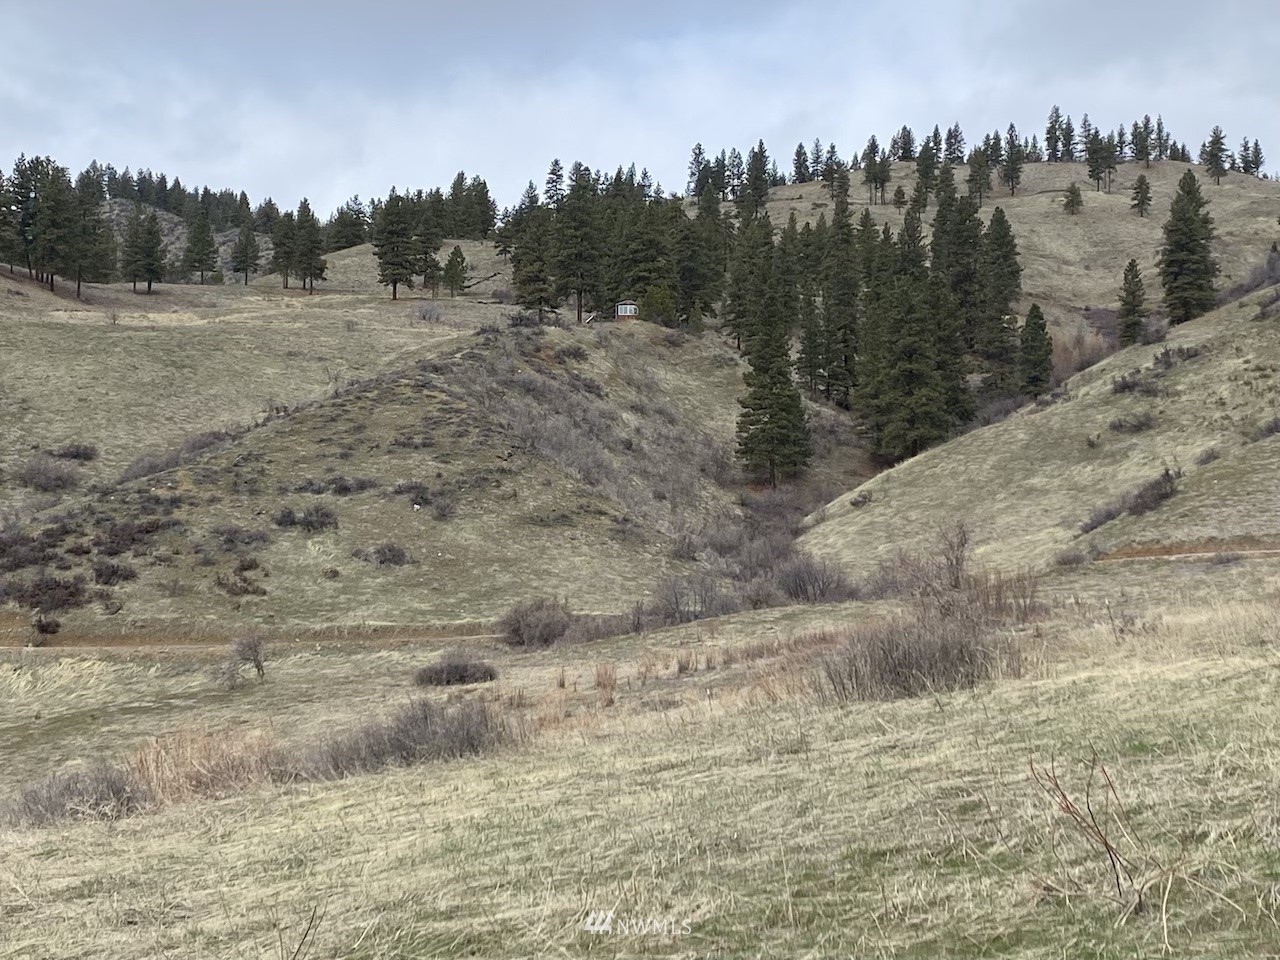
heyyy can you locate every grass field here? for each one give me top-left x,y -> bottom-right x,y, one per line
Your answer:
3,569 -> 1280,958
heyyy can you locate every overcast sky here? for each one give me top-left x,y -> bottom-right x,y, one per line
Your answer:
3,1 -> 1277,215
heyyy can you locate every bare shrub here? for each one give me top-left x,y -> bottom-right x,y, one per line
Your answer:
2,574 -> 87,613
1055,548 -> 1088,568
412,302 -> 444,325
92,559 -> 137,585
1210,551 -> 1243,566
431,494 -> 457,521
49,443 -> 98,462
228,637 -> 266,681
594,663 -> 617,707
1108,411 -> 1157,434
1081,468 -> 1182,532
16,455 -> 78,493
822,609 -> 1022,702
1111,371 -> 1159,397
491,287 -> 514,305
7,763 -> 147,826
1195,447 -> 1220,466
211,524 -> 270,550
1052,320 -> 1113,385
777,553 -> 853,604
298,505 -> 338,533
500,597 -> 572,647
553,344 -> 588,363
352,543 -> 411,567
120,431 -> 232,483
1249,417 -> 1280,443
297,699 -> 510,779
415,653 -> 497,686
652,574 -> 743,626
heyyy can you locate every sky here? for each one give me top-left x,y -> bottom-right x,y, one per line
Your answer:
3,0 -> 1278,216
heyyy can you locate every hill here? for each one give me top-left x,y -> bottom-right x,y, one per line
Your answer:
102,199 -> 274,282
761,160 -> 1280,335
799,282 -> 1280,577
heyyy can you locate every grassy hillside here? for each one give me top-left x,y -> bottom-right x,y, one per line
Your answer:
102,199 -> 273,282
762,160 -> 1280,332
800,284 -> 1280,576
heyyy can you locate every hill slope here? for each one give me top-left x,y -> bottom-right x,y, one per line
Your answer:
762,160 -> 1280,332
800,285 -> 1280,576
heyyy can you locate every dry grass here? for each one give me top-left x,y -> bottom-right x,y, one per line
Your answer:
803,285 -> 1280,577
2,582 -> 1280,955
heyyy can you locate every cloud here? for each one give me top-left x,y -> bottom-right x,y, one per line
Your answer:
2,0 -> 1277,216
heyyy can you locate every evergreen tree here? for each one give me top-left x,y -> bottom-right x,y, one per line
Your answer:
1061,116 -> 1076,161
512,207 -> 557,319
139,210 -> 164,293
944,123 -> 966,164
555,162 -> 602,324
736,300 -> 811,487
293,198 -> 326,293
1118,258 -> 1147,346
965,150 -> 991,205
739,139 -> 770,219
31,165 -> 74,292
1159,170 -> 1219,324
442,244 -> 468,297
980,206 -> 1022,371
1249,140 -> 1264,177
915,141 -> 938,196
893,184 -> 907,210
792,142 -> 810,184
1001,125 -> 1024,194
121,203 -> 146,292
270,212 -> 297,288
687,143 -> 706,195
1155,115 -> 1168,160
810,139 -> 824,180
68,167 -> 115,297
1019,304 -> 1052,394
372,190 -> 416,299
1131,174 -> 1152,217
1045,105 -> 1063,162
230,222 -> 260,286
820,170 -> 858,406
1064,183 -> 1084,215
1204,126 -> 1228,184
0,173 -> 18,271
326,195 -> 370,250
796,285 -> 823,397
1136,115 -> 1153,167
183,209 -> 217,284
544,159 -> 565,210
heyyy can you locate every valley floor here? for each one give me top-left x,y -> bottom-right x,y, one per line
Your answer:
3,559 -> 1280,959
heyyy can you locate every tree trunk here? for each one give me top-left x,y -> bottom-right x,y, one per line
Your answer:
243,270 -> 249,286
199,270 -> 204,285
392,282 -> 398,301
76,268 -> 82,299
132,278 -> 138,293
147,279 -> 153,294
576,289 -> 583,326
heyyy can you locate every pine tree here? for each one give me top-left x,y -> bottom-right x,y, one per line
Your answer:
1118,259 -> 1147,346
69,167 -> 115,296
1204,126 -> 1228,184
687,143 -> 706,195
1131,175 -> 1152,217
915,141 -> 938,196
796,285 -> 823,397
270,212 -> 296,288
555,162 -> 602,324
810,140 -> 824,180
122,203 -> 146,292
442,244 -> 468,297
1061,116 -> 1076,161
138,210 -> 164,293
293,198 -> 326,293
512,207 -> 557,320
31,165 -> 74,292
965,150 -> 991,206
544,158 -> 565,210
230,223 -> 260,286
1064,183 -> 1084,215
1001,125 -> 1024,195
980,207 -> 1022,372
736,300 -> 811,487
792,142 -> 811,184
944,123 -> 966,164
1250,140 -> 1264,177
1159,170 -> 1219,324
1154,115 -> 1168,160
183,209 -> 217,284
372,190 -> 416,299
1019,304 -> 1052,394
893,184 -> 907,210
1045,105 -> 1063,162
